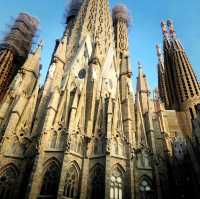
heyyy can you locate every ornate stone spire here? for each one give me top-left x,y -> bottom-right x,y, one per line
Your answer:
112,4 -> 130,59
0,40 -> 42,149
161,19 -> 200,122
65,0 -> 115,66
137,61 -> 148,93
136,62 -> 150,114
0,13 -> 39,103
156,44 -> 169,107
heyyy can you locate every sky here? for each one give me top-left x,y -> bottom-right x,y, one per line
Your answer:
0,0 -> 200,90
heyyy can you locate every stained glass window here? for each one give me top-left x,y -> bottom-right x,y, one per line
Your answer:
110,168 -> 124,199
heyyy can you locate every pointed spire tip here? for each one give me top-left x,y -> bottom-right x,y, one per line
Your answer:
167,19 -> 174,33
161,21 -> 167,34
137,61 -> 142,70
38,40 -> 44,48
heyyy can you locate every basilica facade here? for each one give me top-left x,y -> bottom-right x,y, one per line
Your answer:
0,0 -> 200,199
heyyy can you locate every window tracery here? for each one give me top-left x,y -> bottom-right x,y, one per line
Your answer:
63,166 -> 79,199
139,177 -> 154,199
40,163 -> 60,199
110,167 -> 124,199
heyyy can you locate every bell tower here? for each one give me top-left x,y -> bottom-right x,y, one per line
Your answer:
161,19 -> 200,121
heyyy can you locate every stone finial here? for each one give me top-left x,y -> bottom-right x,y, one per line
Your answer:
167,19 -> 174,33
22,40 -> 43,77
161,21 -> 167,34
137,61 -> 142,70
112,4 -> 131,26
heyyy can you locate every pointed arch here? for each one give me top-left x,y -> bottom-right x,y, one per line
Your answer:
0,164 -> 19,199
110,164 -> 125,199
139,175 -> 154,199
39,158 -> 61,199
63,161 -> 80,198
42,157 -> 61,169
112,163 -> 125,174
89,163 -> 105,199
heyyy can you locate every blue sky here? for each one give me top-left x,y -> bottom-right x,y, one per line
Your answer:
0,0 -> 200,90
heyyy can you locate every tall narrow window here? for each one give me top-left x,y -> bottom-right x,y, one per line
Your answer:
63,166 -> 79,198
139,178 -> 154,199
90,164 -> 105,199
110,168 -> 124,199
0,166 -> 18,199
39,163 -> 60,199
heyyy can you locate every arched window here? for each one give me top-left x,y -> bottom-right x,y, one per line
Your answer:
110,167 -> 124,199
90,164 -> 105,199
0,166 -> 18,199
63,166 -> 79,198
40,163 -> 60,199
139,178 -> 154,199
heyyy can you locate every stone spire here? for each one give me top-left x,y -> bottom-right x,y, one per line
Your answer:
136,62 -> 150,114
0,13 -> 39,102
162,19 -> 200,121
30,1 -> 83,139
65,0 -> 115,66
137,62 -> 149,93
0,41 -> 42,193
135,92 -> 148,147
156,44 -> 169,107
112,4 -> 132,78
112,5 -> 130,57
0,40 -> 42,133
